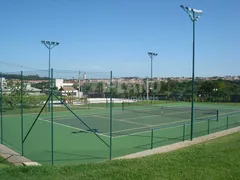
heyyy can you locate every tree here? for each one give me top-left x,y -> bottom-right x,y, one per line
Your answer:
96,82 -> 104,93
121,83 -> 128,98
31,82 -> 49,90
82,83 -> 92,94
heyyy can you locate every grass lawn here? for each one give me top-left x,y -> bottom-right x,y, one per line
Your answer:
0,132 -> 239,180
0,156 -> 11,169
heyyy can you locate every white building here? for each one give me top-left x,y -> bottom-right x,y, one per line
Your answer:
25,84 -> 42,95
55,79 -> 82,97
0,77 -> 6,89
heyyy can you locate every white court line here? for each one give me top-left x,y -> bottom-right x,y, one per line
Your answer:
38,118 -> 110,138
112,113 -> 240,139
103,110 -> 219,135
48,108 -> 132,120
42,107 -> 240,124
110,109 -> 197,127
50,102 -> 186,120
106,119 -> 189,136
52,108 -> 165,125
38,109 -> 240,139
52,111 -> 161,125
92,115 -> 151,127
163,110 -> 190,116
110,111 -> 240,138
38,109 -> 190,139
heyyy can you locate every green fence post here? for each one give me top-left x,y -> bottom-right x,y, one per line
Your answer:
109,71 -> 113,160
226,116 -> 229,129
151,129 -> 154,149
20,71 -> 24,155
0,72 -> 3,144
208,119 -> 210,134
183,124 -> 186,141
217,110 -> 219,121
51,68 -> 54,166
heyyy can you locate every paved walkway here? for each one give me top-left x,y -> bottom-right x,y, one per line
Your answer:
0,144 -> 40,166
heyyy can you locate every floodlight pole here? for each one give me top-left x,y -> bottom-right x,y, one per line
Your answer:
191,15 -> 195,141
78,71 -> 81,98
180,5 -> 202,140
151,56 -> 153,80
147,52 -> 158,100
41,41 -> 60,112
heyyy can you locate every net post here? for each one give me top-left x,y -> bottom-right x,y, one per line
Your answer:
161,107 -> 164,115
122,102 -> 124,110
87,101 -> 90,109
183,124 -> 186,141
109,71 -> 113,160
51,68 -> 54,166
226,116 -> 229,129
217,110 -> 219,121
20,71 -> 24,156
0,72 -> 3,144
208,119 -> 210,134
151,129 -> 154,149
106,98 -> 108,108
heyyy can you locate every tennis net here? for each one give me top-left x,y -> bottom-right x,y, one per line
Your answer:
122,103 -> 218,121
161,106 -> 218,121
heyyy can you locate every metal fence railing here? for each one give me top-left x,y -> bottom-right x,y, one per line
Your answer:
0,69 -> 240,165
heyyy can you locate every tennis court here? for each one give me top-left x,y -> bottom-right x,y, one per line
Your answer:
1,101 -> 239,165
39,103 -> 218,137
39,102 -> 239,137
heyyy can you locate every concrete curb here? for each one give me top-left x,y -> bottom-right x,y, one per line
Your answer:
0,144 -> 41,166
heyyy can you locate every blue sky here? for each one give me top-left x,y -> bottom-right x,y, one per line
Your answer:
0,0 -> 239,77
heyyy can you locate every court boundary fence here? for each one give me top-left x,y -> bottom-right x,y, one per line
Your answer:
0,69 -> 113,165
0,69 -> 240,165
150,115 -> 239,149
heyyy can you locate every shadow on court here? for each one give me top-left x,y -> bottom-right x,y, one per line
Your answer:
41,150 -> 107,164
132,135 -> 184,150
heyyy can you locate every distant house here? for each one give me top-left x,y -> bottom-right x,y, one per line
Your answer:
25,84 -> 42,95
0,77 -> 7,89
55,79 -> 80,97
1,82 -> 42,95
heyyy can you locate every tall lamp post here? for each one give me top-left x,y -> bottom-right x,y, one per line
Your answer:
41,41 -> 60,111
180,5 -> 202,140
147,52 -> 158,100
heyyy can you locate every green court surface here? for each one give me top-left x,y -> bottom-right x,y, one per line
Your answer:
0,102 -> 239,165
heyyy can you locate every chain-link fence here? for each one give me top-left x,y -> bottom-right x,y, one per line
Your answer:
0,69 -> 113,165
0,69 -> 240,165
